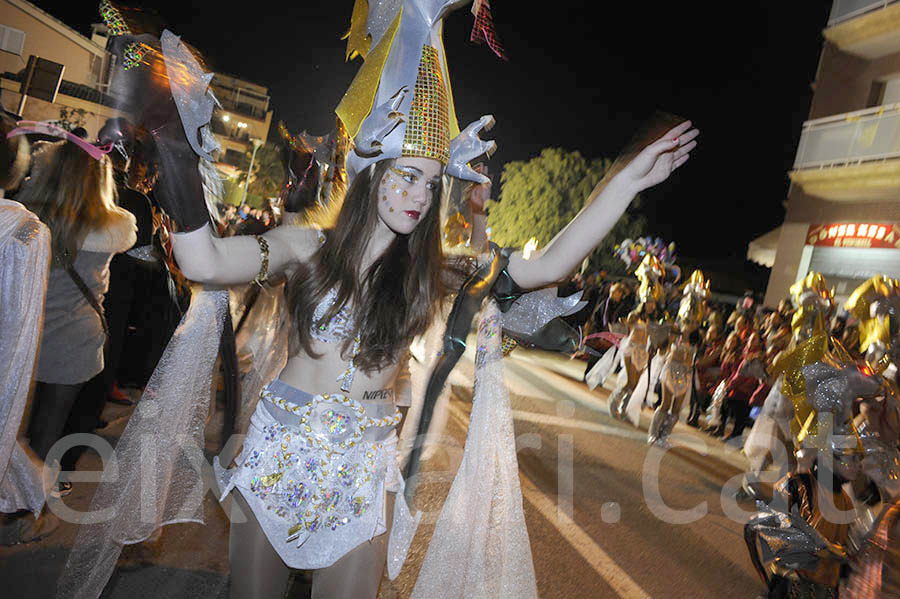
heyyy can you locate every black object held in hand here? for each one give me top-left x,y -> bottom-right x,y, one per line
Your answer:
403,246 -> 515,507
107,33 -> 210,233
149,122 -> 210,232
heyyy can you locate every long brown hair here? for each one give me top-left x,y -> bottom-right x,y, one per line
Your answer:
18,141 -> 122,259
288,159 -> 446,373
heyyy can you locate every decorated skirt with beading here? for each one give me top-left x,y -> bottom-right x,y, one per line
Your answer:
215,379 -> 419,572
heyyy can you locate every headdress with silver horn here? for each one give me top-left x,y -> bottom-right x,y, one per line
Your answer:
336,0 -> 496,184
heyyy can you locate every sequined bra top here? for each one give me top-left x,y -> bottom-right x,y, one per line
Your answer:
307,230 -> 361,393
310,287 -> 356,344
309,229 -> 356,345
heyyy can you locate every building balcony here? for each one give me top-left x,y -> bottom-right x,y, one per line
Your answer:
825,1 -> 900,59
790,102 -> 900,201
215,96 -> 269,121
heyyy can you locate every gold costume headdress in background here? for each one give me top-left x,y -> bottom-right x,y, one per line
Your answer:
677,270 -> 709,329
635,254 -> 665,305
845,275 -> 900,372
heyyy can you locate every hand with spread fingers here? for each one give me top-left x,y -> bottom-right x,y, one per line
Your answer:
619,120 -> 699,193
446,114 -> 496,183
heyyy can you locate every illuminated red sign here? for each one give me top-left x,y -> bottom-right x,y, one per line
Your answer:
806,223 -> 900,249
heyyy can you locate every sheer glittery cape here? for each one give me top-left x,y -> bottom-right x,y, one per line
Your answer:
57,289 -> 229,599
0,200 -> 51,515
410,300 -> 538,598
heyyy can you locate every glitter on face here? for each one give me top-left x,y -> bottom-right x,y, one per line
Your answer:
305,456 -> 319,476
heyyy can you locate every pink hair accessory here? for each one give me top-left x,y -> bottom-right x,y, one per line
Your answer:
6,120 -> 113,160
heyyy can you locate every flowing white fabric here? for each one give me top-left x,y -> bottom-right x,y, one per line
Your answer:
57,289 -> 228,599
585,343 -> 620,390
0,200 -> 51,515
743,375 -> 793,477
231,282 -> 291,438
398,298 -> 453,467
705,380 -> 728,427
411,301 -> 538,598
627,353 -> 665,426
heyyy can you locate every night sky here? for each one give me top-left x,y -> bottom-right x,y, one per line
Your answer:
39,1 -> 833,269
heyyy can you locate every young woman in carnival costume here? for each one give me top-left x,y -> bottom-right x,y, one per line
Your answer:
646,270 -> 709,445
57,2 -> 698,598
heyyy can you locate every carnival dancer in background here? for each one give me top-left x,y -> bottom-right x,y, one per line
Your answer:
582,281 -> 632,380
623,253 -> 678,425
58,2 -> 699,598
602,255 -> 663,419
741,273 -> 836,494
844,276 -> 900,502
647,270 -> 708,445
745,359 -> 881,598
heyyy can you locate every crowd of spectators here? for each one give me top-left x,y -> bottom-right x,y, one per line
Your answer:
570,272 -> 863,442
218,203 -> 276,237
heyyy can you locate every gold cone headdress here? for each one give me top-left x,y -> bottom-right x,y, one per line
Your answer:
336,0 -> 496,184
401,45 -> 451,164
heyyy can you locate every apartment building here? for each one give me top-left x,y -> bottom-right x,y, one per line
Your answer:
1,0 -> 272,175
209,72 -> 273,175
760,1 -> 900,305
0,0 -> 124,136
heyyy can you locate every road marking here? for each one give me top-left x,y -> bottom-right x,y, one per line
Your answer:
519,472 -> 654,599
445,401 -> 652,598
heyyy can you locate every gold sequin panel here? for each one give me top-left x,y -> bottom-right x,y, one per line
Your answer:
401,45 -> 450,165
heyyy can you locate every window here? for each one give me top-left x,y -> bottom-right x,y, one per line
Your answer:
0,24 -> 26,56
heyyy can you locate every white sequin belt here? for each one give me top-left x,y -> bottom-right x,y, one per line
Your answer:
259,385 -> 401,453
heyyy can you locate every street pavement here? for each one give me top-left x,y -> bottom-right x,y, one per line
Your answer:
1,344 -> 765,598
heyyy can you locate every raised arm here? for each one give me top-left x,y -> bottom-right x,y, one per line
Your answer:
507,121 -> 698,289
172,223 -> 320,286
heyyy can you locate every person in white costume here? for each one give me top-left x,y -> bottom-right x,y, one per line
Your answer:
0,113 -> 53,543
58,2 -> 698,598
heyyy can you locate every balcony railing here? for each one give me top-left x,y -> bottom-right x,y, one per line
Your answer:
793,103 -> 900,169
829,0 -> 898,26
